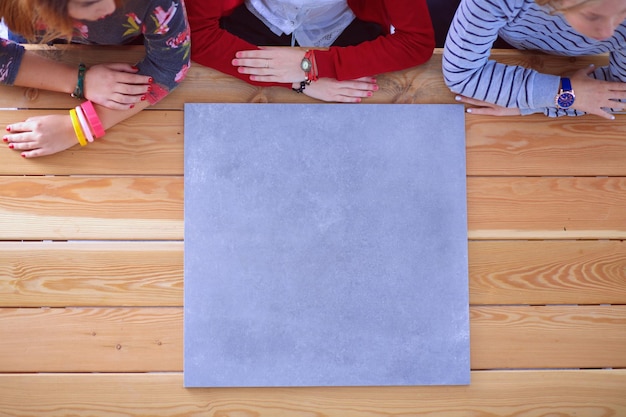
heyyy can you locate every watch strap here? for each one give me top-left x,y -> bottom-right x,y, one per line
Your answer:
560,77 -> 572,92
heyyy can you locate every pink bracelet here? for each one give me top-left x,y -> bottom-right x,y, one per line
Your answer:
75,105 -> 94,143
80,100 -> 105,138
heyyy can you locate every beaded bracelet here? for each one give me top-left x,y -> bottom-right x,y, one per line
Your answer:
292,81 -> 307,94
75,105 -> 94,143
71,63 -> 87,99
69,108 -> 88,146
80,100 -> 105,138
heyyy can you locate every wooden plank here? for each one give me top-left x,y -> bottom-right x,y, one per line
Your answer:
0,241 -> 182,307
4,111 -> 625,179
0,307 -> 182,372
1,241 -> 623,308
471,305 -> 626,369
3,109 -> 626,177
0,176 -> 183,240
468,177 -> 626,239
466,113 -> 626,176
0,306 -> 624,372
0,110 -> 183,175
0,370 -> 624,416
2,176 -> 624,240
469,240 -> 626,305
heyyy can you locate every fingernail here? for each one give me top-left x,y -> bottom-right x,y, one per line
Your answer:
141,95 -> 146,101
611,115 -> 615,120
148,77 -> 153,83
131,65 -> 138,70
367,91 -> 373,97
2,137 -> 7,142
8,144 -> 14,149
466,108 -> 472,113
455,95 -> 462,101
373,85 -> 379,91
130,104 -> 135,109
21,153 -> 26,158
6,126 -> 11,132
147,85 -> 152,92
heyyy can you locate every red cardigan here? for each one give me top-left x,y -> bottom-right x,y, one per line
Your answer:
187,0 -> 435,87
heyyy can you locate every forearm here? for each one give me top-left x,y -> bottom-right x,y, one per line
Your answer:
96,101 -> 149,131
13,51 -> 78,94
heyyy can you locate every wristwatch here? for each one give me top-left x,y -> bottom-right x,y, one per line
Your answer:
300,50 -> 318,83
555,77 -> 575,109
300,55 -> 312,73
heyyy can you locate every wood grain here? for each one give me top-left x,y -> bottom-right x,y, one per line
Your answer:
470,305 -> 626,369
0,241 -> 182,307
466,113 -> 626,176
469,240 -> 626,305
0,371 -> 624,417
2,176 -> 624,240
0,176 -> 182,240
0,307 -> 182,372
1,241 -> 624,308
0,305 -> 623,372
468,177 -> 626,239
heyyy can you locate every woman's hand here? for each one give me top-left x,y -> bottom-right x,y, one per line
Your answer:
297,77 -> 378,103
4,114 -> 81,158
568,65 -> 626,119
454,95 -> 522,116
232,46 -> 310,83
84,63 -> 152,110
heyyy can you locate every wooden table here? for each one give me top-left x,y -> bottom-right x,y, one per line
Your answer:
0,45 -> 625,416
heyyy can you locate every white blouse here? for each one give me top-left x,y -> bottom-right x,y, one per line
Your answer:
246,0 -> 355,47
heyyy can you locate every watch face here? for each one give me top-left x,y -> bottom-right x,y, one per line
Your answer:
557,92 -> 575,109
301,58 -> 312,72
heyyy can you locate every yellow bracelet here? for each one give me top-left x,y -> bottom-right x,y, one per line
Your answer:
69,108 -> 88,146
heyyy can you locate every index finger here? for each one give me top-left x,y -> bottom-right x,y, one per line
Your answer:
235,49 -> 269,59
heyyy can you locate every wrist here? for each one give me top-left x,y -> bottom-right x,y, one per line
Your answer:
71,63 -> 87,99
300,50 -> 318,83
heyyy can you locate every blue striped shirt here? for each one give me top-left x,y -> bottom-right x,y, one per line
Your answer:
442,0 -> 626,116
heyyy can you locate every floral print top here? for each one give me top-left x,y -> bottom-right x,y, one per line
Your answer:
1,0 -> 190,104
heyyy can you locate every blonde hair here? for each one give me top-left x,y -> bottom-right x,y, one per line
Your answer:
535,0 -> 602,13
0,0 -> 123,42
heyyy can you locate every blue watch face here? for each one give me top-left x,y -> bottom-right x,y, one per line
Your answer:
557,92 -> 575,109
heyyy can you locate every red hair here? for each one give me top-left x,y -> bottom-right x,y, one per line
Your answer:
0,0 -> 123,42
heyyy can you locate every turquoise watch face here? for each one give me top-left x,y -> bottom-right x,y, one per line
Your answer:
557,91 -> 575,109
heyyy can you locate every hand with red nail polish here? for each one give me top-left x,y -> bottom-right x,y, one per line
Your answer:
4,115 -> 79,158
84,63 -> 153,110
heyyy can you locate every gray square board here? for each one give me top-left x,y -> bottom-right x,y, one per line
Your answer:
184,103 -> 469,387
